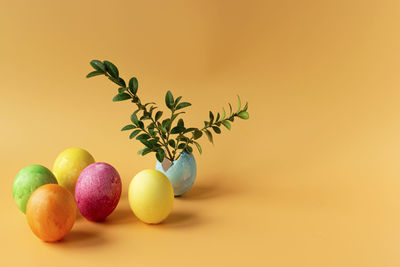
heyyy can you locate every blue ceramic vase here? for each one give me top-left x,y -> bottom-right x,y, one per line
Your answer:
155,151 -> 197,197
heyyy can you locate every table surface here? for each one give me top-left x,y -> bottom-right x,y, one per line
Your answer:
1,1 -> 400,266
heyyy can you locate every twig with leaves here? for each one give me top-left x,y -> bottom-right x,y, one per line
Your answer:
87,59 -> 249,163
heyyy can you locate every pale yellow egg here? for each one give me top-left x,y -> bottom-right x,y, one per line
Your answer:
129,169 -> 174,224
52,148 -> 95,195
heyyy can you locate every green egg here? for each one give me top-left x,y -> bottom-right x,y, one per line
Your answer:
12,164 -> 58,213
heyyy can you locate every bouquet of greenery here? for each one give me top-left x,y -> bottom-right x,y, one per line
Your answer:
87,60 -> 249,163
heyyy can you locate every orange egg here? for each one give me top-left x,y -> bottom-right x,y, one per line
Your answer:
26,184 -> 76,242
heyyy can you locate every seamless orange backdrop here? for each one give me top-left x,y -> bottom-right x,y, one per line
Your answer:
1,0 -> 400,266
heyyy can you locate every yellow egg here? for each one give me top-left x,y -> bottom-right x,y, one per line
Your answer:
129,169 -> 174,224
52,148 -> 95,195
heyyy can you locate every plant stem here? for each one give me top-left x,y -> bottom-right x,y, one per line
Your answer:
104,73 -> 176,162
149,116 -> 174,162
179,114 -> 237,154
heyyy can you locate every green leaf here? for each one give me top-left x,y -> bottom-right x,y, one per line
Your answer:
138,121 -> 144,129
155,111 -> 163,121
243,102 -> 248,111
156,150 -> 165,162
137,148 -> 145,155
121,125 -> 135,131
193,129 -> 203,139
117,78 -> 125,88
129,77 -> 138,95
221,108 -> 226,120
237,95 -> 241,112
194,141 -> 202,154
108,76 -> 124,86
212,126 -> 221,134
90,60 -> 106,72
112,93 -> 131,102
238,111 -> 249,120
205,129 -> 213,144
138,147 -> 152,156
174,96 -> 182,107
129,130 -> 141,139
177,136 -> 189,142
216,113 -> 220,122
118,87 -> 126,93
130,113 -> 139,125
168,139 -> 176,148
177,118 -> 184,127
136,133 -> 150,140
178,143 -> 186,149
176,102 -> 191,110
104,60 -> 119,78
229,103 -> 233,115
142,148 -> 152,155
162,119 -> 172,131
86,70 -> 104,78
209,111 -> 214,124
159,124 -> 167,134
221,121 -> 231,130
186,146 -> 193,153
171,126 -> 185,134
139,139 -> 153,148
161,118 -> 169,127
165,90 -> 174,109
184,128 -> 196,133
148,138 -> 160,145
140,115 -> 151,120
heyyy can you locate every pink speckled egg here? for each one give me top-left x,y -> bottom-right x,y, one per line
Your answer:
75,162 -> 122,221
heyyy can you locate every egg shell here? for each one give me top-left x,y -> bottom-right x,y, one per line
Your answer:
75,162 -> 122,222
12,164 -> 58,213
53,147 -> 95,195
155,151 -> 197,196
26,184 -> 76,242
129,169 -> 174,224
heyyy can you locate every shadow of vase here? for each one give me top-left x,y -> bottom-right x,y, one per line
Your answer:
180,176 -> 237,200
158,211 -> 200,229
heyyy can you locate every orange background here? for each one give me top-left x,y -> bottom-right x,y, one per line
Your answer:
1,0 -> 400,266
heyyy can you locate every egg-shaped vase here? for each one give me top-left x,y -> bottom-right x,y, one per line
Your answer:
155,151 -> 197,197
